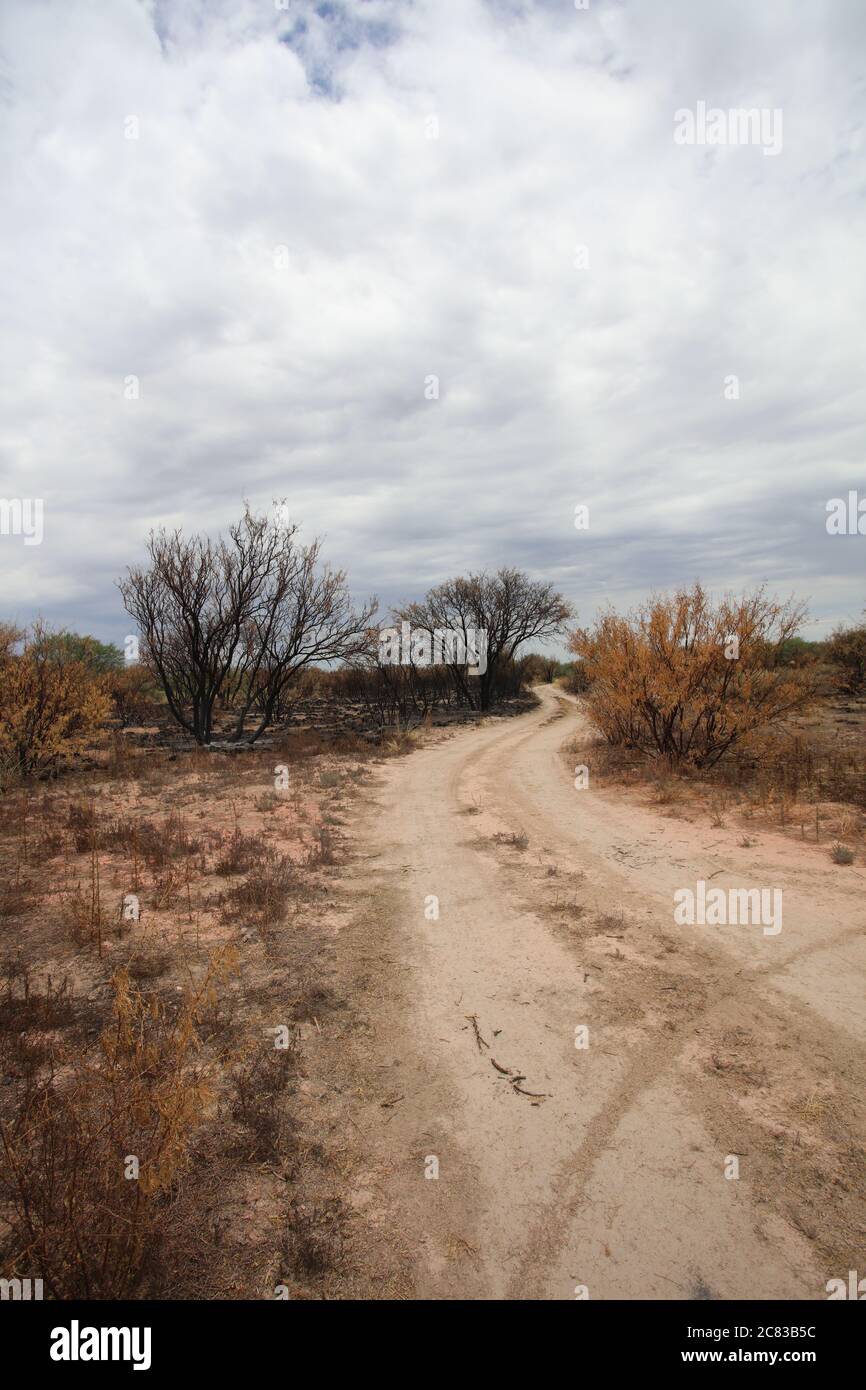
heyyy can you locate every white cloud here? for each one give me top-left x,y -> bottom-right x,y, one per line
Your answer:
0,0 -> 863,643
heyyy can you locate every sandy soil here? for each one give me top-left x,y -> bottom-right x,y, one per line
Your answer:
316,685 -> 865,1300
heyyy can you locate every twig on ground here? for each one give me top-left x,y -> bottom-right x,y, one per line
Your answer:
466,1014 -> 490,1052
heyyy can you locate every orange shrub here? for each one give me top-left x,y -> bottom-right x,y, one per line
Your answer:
0,624 -> 110,788
104,664 -> 161,726
825,618 -> 866,695
570,584 -> 818,770
0,953 -> 233,1298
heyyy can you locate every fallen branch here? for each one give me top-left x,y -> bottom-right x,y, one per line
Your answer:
490,1057 -> 550,1101
466,1014 -> 490,1052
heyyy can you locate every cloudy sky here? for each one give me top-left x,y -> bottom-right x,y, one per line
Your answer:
0,0 -> 864,651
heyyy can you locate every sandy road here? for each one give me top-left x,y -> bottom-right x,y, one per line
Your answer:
333,686 -> 865,1300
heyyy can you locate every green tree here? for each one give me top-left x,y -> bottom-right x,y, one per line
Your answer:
41,632 -> 124,673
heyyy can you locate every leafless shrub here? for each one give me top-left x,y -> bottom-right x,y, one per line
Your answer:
291,981 -> 339,1023
127,948 -> 172,981
214,830 -> 264,876
494,829 -> 529,851
281,1197 -> 347,1281
0,873 -> 34,920
229,1041 -> 298,1159
0,970 -> 76,1033
105,812 -> 200,868
218,851 -> 295,930
307,825 -> 336,866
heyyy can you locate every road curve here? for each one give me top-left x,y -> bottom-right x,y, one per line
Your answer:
334,685 -> 865,1300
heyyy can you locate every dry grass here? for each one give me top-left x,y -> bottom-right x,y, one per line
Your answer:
0,956 -> 230,1298
493,829 -> 530,851
281,1198 -> 348,1283
229,1039 -> 300,1161
830,842 -> 855,865
567,694 -> 866,849
0,730 -> 411,1299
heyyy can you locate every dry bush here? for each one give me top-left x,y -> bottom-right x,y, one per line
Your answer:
218,851 -> 295,931
493,829 -> 529,850
0,872 -> 34,920
229,1039 -> 299,1160
127,947 -> 172,981
381,729 -> 415,757
707,721 -> 866,810
0,625 -> 110,790
0,949 -> 235,1299
103,811 -> 201,868
103,735 -> 150,782
32,828 -> 64,863
825,620 -> 866,696
281,1197 -> 347,1282
291,980 -> 339,1023
0,623 -> 21,662
2,792 -> 64,867
66,798 -> 97,850
564,662 -> 589,695
214,829 -> 264,876
104,665 -> 161,727
151,866 -> 182,911
307,824 -> 336,866
571,584 -> 818,770
0,968 -> 76,1035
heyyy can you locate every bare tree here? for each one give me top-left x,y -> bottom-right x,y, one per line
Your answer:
118,505 -> 375,744
228,540 -> 377,743
395,568 -> 574,710
340,629 -> 462,728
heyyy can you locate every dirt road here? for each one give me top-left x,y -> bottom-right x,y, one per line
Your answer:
324,685 -> 865,1300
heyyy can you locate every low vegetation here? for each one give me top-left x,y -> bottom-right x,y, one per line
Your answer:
1,545 -> 862,1297
564,585 -> 866,846
0,623 -> 111,791
570,584 -> 819,771
0,726 -> 406,1298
